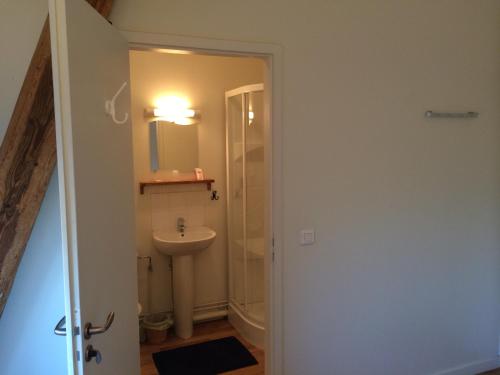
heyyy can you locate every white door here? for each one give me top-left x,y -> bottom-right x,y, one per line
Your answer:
49,0 -> 139,373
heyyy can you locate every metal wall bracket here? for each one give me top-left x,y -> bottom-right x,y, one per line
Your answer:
425,110 -> 479,119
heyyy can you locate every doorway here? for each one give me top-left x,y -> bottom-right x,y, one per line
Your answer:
126,39 -> 282,374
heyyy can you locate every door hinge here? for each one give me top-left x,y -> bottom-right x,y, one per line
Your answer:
76,350 -> 81,362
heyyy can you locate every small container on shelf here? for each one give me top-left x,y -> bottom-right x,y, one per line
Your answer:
194,167 -> 204,180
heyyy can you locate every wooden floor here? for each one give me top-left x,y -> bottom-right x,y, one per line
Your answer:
140,319 -> 265,375
140,322 -> 497,375
479,369 -> 500,375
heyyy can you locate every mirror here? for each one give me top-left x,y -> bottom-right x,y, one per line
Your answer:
149,121 -> 199,172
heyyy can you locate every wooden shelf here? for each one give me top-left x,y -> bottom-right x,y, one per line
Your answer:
139,179 -> 215,194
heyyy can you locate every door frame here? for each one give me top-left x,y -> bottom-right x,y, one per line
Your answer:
123,31 -> 284,375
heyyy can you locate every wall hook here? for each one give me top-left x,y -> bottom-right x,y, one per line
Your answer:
105,81 -> 129,124
211,190 -> 220,201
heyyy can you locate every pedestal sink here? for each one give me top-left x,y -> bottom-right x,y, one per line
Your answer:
153,226 -> 216,339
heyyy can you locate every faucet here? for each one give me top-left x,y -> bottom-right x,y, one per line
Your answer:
177,217 -> 185,234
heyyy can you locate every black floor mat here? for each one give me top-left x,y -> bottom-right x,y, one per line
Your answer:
152,336 -> 258,375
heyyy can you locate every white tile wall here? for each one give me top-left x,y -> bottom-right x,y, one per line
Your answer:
151,189 -> 208,232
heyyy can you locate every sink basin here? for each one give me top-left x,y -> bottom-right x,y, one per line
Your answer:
153,226 -> 216,256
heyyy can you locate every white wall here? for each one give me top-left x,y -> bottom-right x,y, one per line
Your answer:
112,1 -> 500,374
130,52 -> 264,314
0,0 -> 45,140
0,1 -> 66,374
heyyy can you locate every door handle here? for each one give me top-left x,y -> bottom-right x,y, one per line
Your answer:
54,316 -> 67,336
84,312 -> 115,339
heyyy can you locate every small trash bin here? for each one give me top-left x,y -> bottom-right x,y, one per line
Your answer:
143,313 -> 172,344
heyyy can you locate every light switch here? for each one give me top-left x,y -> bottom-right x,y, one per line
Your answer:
300,229 -> 315,246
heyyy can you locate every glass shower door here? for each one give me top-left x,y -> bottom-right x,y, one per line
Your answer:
227,94 -> 246,312
245,90 -> 265,324
226,84 -> 265,327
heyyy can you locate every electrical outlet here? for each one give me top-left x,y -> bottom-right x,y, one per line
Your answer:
300,229 -> 315,246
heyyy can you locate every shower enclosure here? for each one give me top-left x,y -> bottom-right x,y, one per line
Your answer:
225,84 -> 265,348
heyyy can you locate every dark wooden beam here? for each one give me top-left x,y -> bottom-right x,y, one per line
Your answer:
0,0 -> 114,317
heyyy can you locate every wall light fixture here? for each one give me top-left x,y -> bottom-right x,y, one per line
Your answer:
144,96 -> 199,125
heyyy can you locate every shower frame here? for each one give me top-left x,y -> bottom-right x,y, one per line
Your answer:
225,84 -> 265,347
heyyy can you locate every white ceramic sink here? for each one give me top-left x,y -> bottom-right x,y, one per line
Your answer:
152,225 -> 216,339
153,226 -> 216,256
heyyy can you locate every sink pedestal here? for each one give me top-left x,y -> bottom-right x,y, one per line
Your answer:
172,255 -> 194,339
